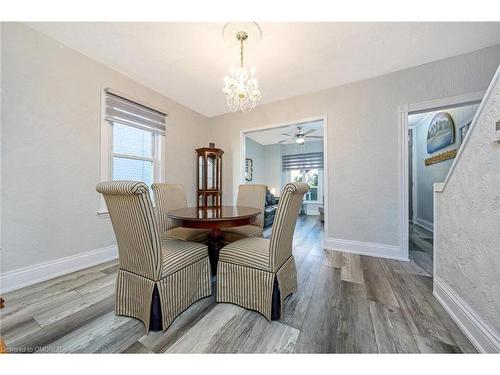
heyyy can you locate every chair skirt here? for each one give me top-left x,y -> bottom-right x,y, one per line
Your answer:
115,257 -> 212,333
216,256 -> 297,320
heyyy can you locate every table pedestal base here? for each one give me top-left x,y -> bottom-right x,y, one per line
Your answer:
208,228 -> 224,276
168,206 -> 260,276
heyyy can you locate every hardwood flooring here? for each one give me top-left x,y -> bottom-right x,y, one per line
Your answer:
0,216 -> 475,353
409,223 -> 434,275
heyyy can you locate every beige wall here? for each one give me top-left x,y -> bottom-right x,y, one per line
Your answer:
209,45 -> 500,250
1,23 -> 210,272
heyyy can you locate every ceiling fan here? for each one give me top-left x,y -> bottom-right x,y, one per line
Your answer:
278,126 -> 323,144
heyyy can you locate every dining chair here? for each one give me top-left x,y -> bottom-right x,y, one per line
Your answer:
216,182 -> 309,320
221,184 -> 267,243
96,181 -> 212,332
151,183 -> 210,243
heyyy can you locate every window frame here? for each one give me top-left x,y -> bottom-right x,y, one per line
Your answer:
285,168 -> 324,204
99,89 -> 165,216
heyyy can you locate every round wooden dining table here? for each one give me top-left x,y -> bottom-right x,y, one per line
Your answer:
167,206 -> 261,275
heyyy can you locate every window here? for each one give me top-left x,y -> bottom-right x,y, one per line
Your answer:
100,89 -> 166,214
290,169 -> 323,202
112,123 -> 154,187
282,152 -> 324,203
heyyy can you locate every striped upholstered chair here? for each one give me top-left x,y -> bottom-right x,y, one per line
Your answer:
151,183 -> 210,243
221,184 -> 267,243
96,181 -> 212,332
217,182 -> 309,320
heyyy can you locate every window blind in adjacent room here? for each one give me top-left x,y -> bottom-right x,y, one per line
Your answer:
104,89 -> 167,135
282,152 -> 324,170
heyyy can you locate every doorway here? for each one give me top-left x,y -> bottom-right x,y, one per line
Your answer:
240,116 -> 328,237
406,101 -> 481,274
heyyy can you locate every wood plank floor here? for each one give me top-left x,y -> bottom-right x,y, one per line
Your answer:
409,223 -> 434,276
0,216 -> 476,353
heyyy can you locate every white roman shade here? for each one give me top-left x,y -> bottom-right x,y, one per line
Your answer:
105,89 -> 166,135
282,152 -> 324,171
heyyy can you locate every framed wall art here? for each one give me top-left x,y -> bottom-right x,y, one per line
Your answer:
427,112 -> 455,154
245,158 -> 253,181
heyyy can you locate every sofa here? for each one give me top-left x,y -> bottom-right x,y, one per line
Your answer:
263,189 -> 279,229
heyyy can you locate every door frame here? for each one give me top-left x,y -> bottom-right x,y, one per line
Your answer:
398,91 -> 484,261
408,112 -> 434,224
240,114 -> 329,238
408,125 -> 416,223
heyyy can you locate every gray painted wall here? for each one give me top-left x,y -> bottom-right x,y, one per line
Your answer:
281,140 -> 324,156
263,144 -> 281,194
210,45 -> 500,248
413,103 -> 479,225
1,23 -> 210,272
244,137 -> 265,184
435,71 -> 500,349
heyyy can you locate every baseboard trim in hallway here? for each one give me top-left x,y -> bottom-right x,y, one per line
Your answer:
324,238 -> 408,262
0,245 -> 118,293
433,277 -> 500,353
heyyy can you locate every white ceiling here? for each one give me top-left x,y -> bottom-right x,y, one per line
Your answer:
246,120 -> 323,145
27,22 -> 500,117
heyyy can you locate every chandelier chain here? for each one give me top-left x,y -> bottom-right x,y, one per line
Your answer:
240,38 -> 244,68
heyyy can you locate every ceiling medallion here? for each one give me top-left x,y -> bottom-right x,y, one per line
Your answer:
222,22 -> 262,113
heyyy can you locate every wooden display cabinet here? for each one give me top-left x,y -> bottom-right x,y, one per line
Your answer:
196,145 -> 223,207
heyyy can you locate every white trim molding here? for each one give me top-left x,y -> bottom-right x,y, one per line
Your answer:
398,106 -> 410,261
409,125 -> 418,223
0,245 -> 118,293
325,238 -> 408,262
405,91 -> 485,114
414,217 -> 433,233
433,182 -> 444,279
433,277 -> 500,353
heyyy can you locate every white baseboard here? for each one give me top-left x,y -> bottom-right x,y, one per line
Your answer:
415,217 -> 434,232
433,277 -> 500,353
324,237 -> 408,261
0,245 -> 118,293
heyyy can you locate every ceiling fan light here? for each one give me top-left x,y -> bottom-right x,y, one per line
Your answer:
296,138 -> 305,144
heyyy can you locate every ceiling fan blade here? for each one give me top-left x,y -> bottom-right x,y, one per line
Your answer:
302,129 -> 316,136
278,139 -> 290,144
281,133 -> 295,137
306,136 -> 324,139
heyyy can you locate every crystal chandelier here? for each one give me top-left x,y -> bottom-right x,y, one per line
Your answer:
223,31 -> 262,112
